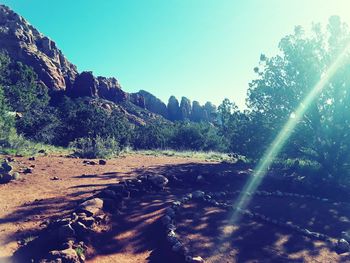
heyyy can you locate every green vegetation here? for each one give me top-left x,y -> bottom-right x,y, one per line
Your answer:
70,136 -> 120,159
1,16 -> 350,185
127,149 -> 231,162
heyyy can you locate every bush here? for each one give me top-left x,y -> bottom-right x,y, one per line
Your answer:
69,136 -> 120,159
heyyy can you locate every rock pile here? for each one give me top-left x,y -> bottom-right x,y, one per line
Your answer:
0,159 -> 19,184
33,173 -> 171,262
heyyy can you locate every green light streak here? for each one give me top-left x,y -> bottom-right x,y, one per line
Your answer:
230,42 -> 350,224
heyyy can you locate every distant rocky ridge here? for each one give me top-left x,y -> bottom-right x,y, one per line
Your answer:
131,91 -> 217,122
0,4 -> 217,124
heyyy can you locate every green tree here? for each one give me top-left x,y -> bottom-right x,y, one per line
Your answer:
247,16 -> 350,181
0,86 -> 15,147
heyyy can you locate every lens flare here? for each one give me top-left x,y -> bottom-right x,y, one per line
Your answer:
229,42 -> 350,224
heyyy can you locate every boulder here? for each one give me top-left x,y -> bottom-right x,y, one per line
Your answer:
77,198 -> 104,217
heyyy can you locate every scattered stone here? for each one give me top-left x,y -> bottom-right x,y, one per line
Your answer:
108,184 -> 125,193
38,149 -> 46,154
341,231 -> 350,243
51,176 -> 60,181
23,167 -> 33,174
192,190 -> 205,199
58,224 -> 75,240
72,221 -> 89,237
190,256 -> 205,263
2,162 -> 13,172
0,173 -> 12,184
172,242 -> 183,252
161,215 -> 172,225
11,172 -> 20,180
6,157 -> 14,162
29,157 -> 36,161
99,159 -> 107,165
148,174 -> 168,189
49,248 -> 79,263
79,217 -> 95,228
77,198 -> 104,216
165,207 -> 175,218
100,189 -> 122,201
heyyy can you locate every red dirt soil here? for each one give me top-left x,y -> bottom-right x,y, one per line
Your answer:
0,154 -> 207,263
1,154 -> 350,263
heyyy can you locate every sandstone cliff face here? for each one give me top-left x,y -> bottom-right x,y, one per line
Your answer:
0,5 -> 78,91
134,90 -> 168,118
167,96 -> 181,121
0,4 -> 217,125
180,96 -> 192,120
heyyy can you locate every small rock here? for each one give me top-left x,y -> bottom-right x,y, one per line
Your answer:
341,231 -> 350,243
99,159 -> 107,165
29,157 -> 36,161
191,256 -> 205,263
77,198 -> 104,216
0,173 -> 13,184
72,221 -> 89,237
192,190 -> 205,199
100,189 -> 122,201
49,248 -> 79,263
38,149 -> 46,154
79,217 -> 95,227
148,174 -> 168,189
23,167 -> 33,174
161,215 -> 172,225
337,239 -> 350,253
165,208 -> 176,218
172,242 -> 183,252
108,184 -> 125,193
51,176 -> 60,180
58,224 -> 75,240
11,172 -> 20,180
2,162 -> 13,172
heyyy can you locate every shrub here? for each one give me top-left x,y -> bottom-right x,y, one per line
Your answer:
69,136 -> 120,159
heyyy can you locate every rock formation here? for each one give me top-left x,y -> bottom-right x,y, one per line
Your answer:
0,4 -> 217,125
167,96 -> 181,121
134,90 -> 168,118
0,5 -> 78,91
180,97 -> 191,120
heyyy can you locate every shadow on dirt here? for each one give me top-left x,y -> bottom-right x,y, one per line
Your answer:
6,160 -> 350,262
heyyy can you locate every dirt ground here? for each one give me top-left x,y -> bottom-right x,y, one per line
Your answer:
1,154 -> 350,263
0,154 -> 207,263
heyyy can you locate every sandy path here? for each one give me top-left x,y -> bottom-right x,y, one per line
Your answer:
0,154 -> 205,262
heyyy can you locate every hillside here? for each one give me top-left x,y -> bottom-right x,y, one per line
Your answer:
0,4 -> 217,125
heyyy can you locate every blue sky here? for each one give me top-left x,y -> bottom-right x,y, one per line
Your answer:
2,0 -> 350,108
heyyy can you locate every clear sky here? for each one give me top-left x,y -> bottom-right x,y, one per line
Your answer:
2,0 -> 350,108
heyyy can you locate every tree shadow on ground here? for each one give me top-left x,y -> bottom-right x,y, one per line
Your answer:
6,161 -> 350,262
